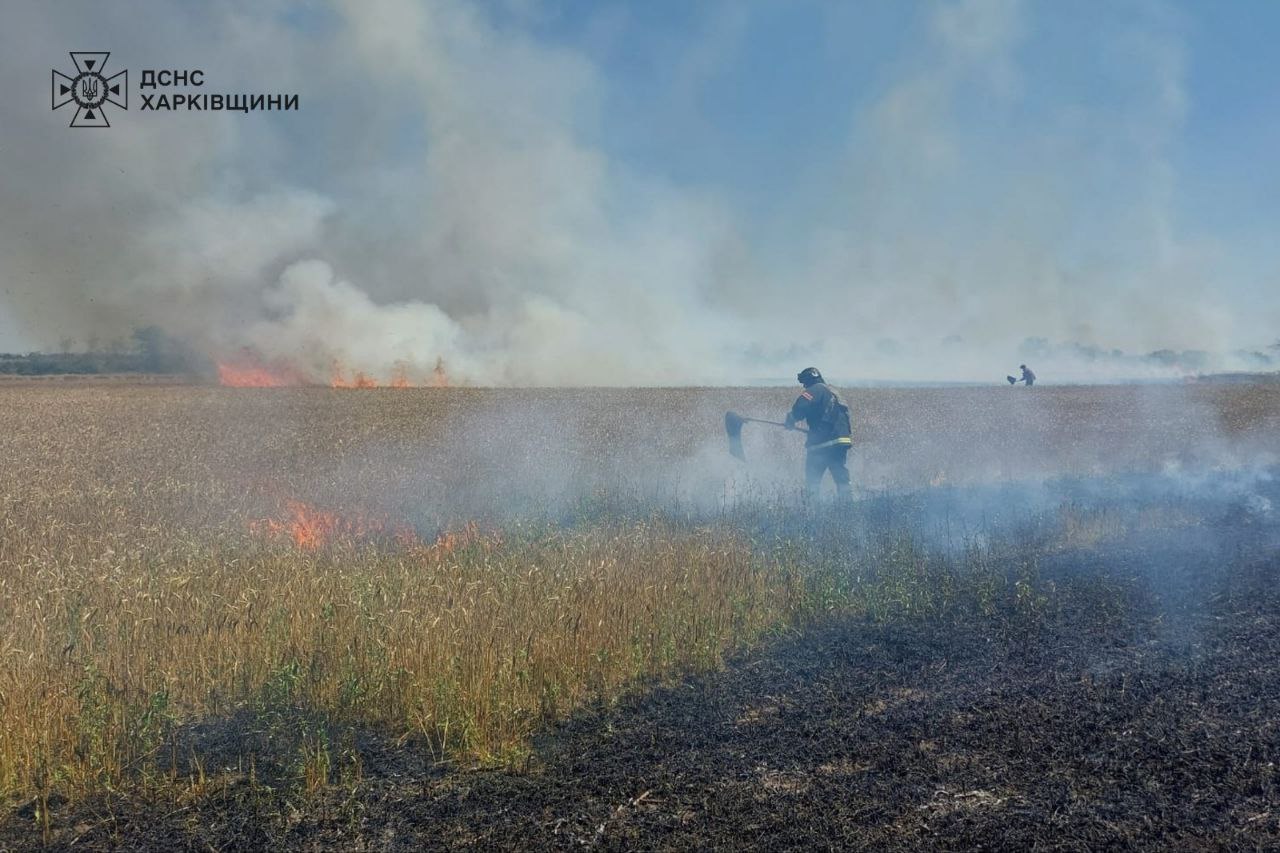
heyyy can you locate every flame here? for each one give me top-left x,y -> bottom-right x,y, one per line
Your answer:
217,359 -> 305,387
329,357 -> 450,388
413,521 -> 499,557
330,361 -> 379,389
250,499 -> 418,550
250,499 -> 497,555
390,361 -> 411,388
218,351 -> 452,388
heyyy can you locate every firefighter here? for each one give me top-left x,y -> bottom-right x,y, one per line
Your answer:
1019,364 -> 1036,386
785,367 -> 853,498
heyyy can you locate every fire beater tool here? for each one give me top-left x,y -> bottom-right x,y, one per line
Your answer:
724,411 -> 806,462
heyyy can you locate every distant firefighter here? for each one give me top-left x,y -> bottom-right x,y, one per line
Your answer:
1008,364 -> 1036,386
785,367 -> 854,498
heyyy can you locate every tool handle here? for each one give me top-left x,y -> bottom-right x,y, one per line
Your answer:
744,417 -> 807,433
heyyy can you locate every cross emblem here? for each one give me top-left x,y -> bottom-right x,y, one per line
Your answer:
52,52 -> 127,127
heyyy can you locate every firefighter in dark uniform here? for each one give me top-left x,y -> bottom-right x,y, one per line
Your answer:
785,367 -> 853,498
1019,364 -> 1036,386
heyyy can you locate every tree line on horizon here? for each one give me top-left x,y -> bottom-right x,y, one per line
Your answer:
0,327 -> 209,376
2,330 -> 1277,379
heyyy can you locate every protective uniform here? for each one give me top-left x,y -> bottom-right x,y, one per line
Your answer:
786,368 -> 853,498
1020,365 -> 1036,386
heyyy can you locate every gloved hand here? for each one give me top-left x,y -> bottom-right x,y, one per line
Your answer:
784,414 -> 796,430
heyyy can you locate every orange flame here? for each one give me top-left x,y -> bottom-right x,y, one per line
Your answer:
249,499 -> 497,556
329,358 -> 450,388
217,359 -> 305,387
417,520 -> 500,557
390,361 -> 411,388
330,361 -> 380,388
250,499 -> 418,550
218,352 -> 453,388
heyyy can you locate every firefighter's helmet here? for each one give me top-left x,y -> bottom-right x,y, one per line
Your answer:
797,367 -> 823,386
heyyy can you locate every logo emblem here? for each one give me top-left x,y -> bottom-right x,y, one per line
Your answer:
52,52 -> 127,127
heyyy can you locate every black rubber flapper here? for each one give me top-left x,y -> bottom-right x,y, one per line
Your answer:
725,411 -> 747,462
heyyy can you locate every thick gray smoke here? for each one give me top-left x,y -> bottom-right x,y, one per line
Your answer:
0,0 -> 1276,384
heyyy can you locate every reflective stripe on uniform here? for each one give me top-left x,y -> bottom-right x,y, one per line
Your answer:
807,436 -> 853,450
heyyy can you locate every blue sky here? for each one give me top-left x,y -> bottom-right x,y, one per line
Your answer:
449,2 -> 1276,221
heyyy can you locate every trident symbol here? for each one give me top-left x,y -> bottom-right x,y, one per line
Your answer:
53,52 -> 127,127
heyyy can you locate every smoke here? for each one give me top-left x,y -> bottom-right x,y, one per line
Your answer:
1,0 -> 1276,383
783,0 -> 1246,379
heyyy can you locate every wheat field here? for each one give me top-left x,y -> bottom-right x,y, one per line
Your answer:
2,381 -> 1278,829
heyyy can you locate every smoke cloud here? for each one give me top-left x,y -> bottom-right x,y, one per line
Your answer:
1,0 -> 1276,384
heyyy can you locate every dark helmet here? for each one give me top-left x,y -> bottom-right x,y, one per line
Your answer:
797,367 -> 823,386
1019,364 -> 1027,370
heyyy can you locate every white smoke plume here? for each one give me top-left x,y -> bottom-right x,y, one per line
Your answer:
0,0 -> 1276,384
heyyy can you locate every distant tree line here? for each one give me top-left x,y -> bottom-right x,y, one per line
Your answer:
0,327 -> 209,376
